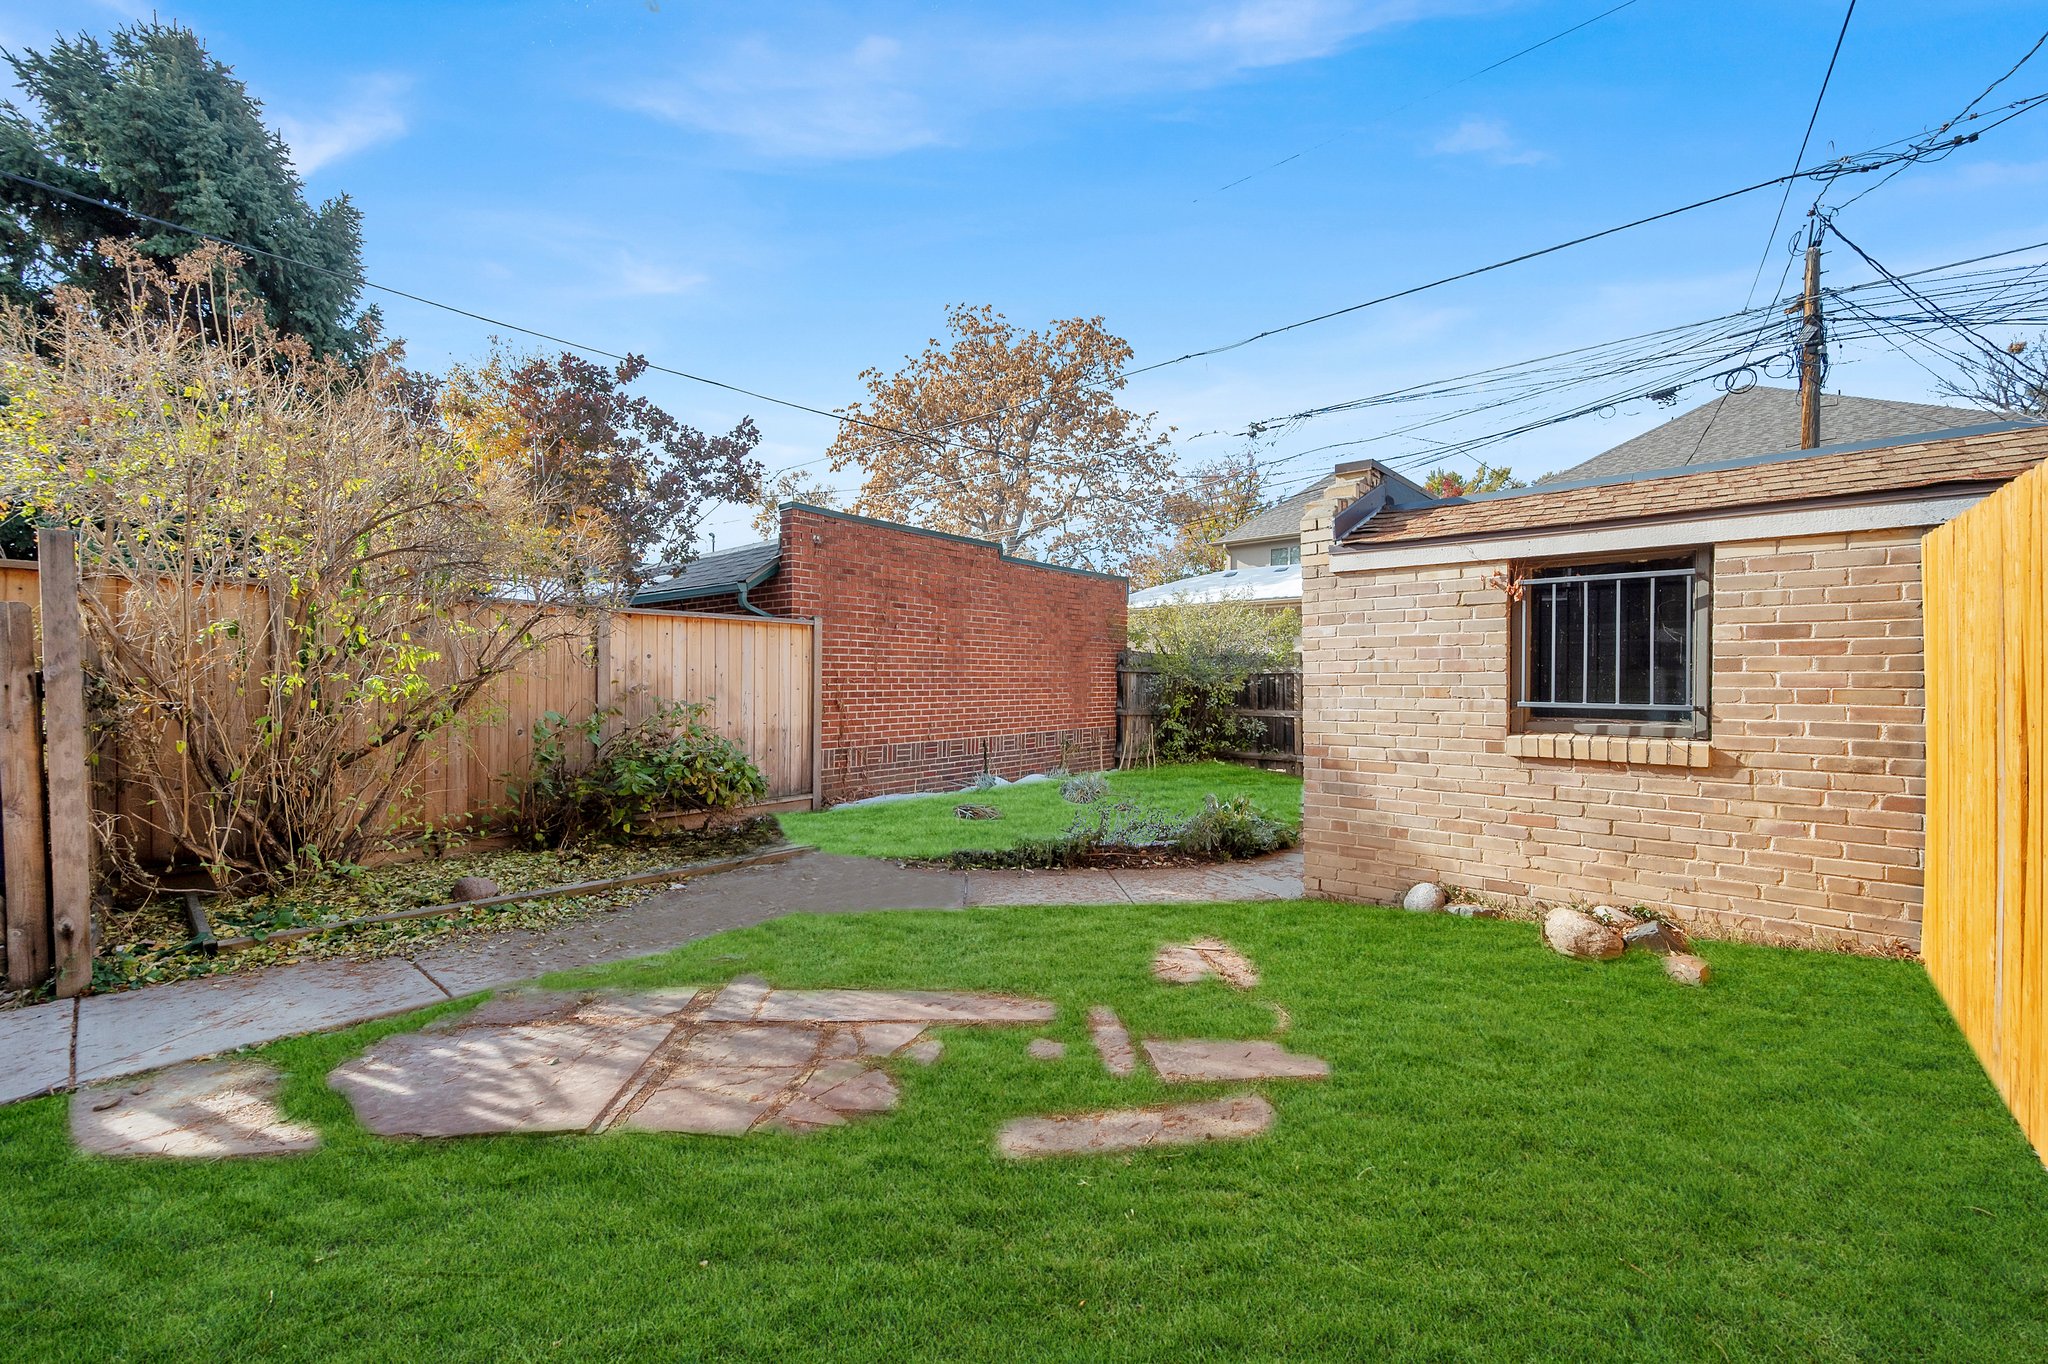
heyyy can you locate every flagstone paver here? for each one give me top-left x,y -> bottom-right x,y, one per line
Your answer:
330,981 -> 1055,1141
1150,937 -> 1260,989
997,1094 -> 1275,1158
1025,1038 -> 1067,1060
1141,1038 -> 1330,1084
1086,1006 -> 1138,1077
332,1018 -> 675,1138
71,1060 -> 319,1158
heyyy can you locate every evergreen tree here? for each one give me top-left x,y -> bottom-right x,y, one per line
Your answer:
0,21 -> 372,359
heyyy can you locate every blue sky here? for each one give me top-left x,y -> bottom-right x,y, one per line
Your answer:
8,1 -> 2048,548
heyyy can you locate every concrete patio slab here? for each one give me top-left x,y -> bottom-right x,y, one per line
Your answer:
71,1059 -> 318,1159
74,958 -> 446,1086
997,1094 -> 1275,1158
1141,1038 -> 1329,1084
0,999 -> 73,1104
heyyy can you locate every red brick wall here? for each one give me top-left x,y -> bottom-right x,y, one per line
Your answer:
1302,526 -> 1930,951
718,506 -> 1124,802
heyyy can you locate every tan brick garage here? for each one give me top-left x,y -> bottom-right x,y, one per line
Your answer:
1298,425 -> 2047,951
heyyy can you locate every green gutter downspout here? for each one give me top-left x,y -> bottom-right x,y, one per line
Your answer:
734,560 -> 778,618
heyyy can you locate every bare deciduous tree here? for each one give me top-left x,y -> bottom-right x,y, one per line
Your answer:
0,244 -> 612,887
1937,334 -> 2048,418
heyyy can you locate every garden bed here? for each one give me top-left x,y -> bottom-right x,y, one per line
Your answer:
780,762 -> 1302,862
92,819 -> 788,992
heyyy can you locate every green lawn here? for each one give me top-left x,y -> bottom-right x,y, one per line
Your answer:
779,761 -> 1304,859
3,902 -> 2045,1361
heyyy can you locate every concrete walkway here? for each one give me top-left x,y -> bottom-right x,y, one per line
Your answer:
0,849 -> 1303,1106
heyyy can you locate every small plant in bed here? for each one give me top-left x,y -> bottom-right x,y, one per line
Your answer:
944,795 -> 1295,870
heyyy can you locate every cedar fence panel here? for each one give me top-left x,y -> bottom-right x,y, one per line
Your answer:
1923,458 -> 2047,1164
0,560 -> 818,885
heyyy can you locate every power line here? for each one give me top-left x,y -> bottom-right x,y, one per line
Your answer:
1739,0 -> 1857,313
1204,0 -> 1643,198
1128,116 -> 2026,379
0,166 -> 1018,465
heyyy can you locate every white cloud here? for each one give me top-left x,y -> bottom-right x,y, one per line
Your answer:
614,2 -> 1469,160
273,74 -> 411,175
627,34 -> 936,159
1430,115 -> 1550,167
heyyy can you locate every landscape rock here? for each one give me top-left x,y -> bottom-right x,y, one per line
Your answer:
1402,882 -> 1448,913
1542,907 -> 1625,961
1588,904 -> 1643,930
1623,919 -> 1691,955
954,804 -> 1003,820
450,875 -> 501,902
1663,953 -> 1712,986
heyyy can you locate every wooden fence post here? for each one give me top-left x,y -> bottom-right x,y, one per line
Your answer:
0,600 -> 50,989
38,528 -> 93,997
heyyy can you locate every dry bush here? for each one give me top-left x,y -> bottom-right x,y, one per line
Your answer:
0,243 -> 614,888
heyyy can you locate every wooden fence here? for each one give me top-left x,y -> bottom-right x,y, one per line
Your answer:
0,554 -> 818,993
1923,458 -> 2047,1164
1116,655 -> 1301,772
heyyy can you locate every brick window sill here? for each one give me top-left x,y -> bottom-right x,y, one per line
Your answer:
1504,733 -> 1711,768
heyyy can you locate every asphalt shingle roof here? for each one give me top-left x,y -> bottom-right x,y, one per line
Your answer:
1341,423 -> 2047,547
1540,386 -> 1990,484
1219,477 -> 1333,546
631,540 -> 780,606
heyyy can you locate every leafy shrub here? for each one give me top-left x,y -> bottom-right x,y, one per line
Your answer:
1172,795 -> 1295,860
1059,773 -> 1110,804
1126,599 -> 1298,764
514,699 -> 767,847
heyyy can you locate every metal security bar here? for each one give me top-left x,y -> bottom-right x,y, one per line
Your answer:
1516,567 -> 1694,713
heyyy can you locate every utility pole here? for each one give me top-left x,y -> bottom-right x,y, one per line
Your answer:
1795,229 -> 1826,448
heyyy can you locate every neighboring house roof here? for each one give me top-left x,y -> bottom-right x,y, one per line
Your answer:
1128,563 -> 1302,608
632,539 -> 780,607
1219,477 -> 1333,546
1339,422 -> 2046,548
1541,386 -> 1990,484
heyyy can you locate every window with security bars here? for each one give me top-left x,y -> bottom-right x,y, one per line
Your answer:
1517,556 -> 1703,728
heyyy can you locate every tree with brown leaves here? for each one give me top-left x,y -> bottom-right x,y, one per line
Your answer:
1123,452 -> 1268,588
828,304 -> 1175,572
